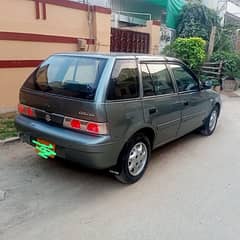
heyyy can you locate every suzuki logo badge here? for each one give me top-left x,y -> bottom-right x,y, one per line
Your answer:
45,114 -> 51,122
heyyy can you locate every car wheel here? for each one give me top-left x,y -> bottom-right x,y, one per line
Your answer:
115,133 -> 151,184
200,106 -> 219,136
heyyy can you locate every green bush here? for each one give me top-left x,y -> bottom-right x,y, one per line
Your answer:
168,37 -> 207,70
211,51 -> 240,79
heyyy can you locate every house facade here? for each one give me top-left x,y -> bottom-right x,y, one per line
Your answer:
0,0 -> 163,110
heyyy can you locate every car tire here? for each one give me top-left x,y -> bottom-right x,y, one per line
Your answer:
200,105 -> 219,136
115,133 -> 151,184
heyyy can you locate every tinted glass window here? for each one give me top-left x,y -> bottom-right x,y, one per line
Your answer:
170,64 -> 199,92
141,64 -> 154,96
107,60 -> 139,100
141,63 -> 174,96
24,55 -> 107,100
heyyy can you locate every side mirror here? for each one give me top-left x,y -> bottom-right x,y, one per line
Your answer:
201,80 -> 212,90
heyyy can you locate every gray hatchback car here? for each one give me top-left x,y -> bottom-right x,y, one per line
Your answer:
15,53 -> 221,183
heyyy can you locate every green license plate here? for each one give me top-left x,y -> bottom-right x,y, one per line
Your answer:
32,138 -> 56,159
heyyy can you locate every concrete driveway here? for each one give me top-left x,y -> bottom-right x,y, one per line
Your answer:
0,94 -> 240,240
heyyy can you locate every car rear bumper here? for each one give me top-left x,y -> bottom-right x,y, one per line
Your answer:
15,115 -> 120,169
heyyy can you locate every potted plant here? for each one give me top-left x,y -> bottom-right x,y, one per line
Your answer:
211,51 -> 240,92
222,75 -> 238,92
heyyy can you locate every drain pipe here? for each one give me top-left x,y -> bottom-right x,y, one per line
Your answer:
87,3 -> 96,51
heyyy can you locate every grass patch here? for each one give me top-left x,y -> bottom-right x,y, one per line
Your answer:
0,114 -> 18,140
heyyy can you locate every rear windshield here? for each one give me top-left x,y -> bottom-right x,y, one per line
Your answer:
24,55 -> 107,100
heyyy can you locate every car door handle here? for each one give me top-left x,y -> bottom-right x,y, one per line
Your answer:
149,108 -> 157,114
183,101 -> 189,106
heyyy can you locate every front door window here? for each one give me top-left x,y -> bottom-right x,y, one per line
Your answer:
169,64 -> 199,92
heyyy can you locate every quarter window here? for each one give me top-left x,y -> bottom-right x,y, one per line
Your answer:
170,64 -> 199,92
141,63 -> 174,96
107,60 -> 139,100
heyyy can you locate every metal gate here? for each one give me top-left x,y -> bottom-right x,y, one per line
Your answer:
110,28 -> 150,53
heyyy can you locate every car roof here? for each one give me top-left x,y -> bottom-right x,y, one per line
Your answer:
54,52 -> 181,63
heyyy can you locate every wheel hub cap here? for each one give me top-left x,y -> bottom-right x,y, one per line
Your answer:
209,110 -> 217,132
128,142 -> 148,177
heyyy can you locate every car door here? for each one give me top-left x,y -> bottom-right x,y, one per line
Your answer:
141,62 -> 182,147
168,63 -> 209,137
105,59 -> 145,143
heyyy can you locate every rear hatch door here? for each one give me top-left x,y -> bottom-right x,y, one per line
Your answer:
20,54 -> 108,123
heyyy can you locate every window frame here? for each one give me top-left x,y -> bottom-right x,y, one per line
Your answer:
139,61 -> 178,98
167,62 -> 201,94
106,58 -> 141,102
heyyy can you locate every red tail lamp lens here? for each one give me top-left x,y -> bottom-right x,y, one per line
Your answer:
87,122 -> 99,133
70,119 -> 81,129
63,117 -> 107,135
27,107 -> 34,117
18,104 -> 25,114
18,104 -> 36,118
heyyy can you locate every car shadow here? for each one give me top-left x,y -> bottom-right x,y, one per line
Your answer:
41,131 -> 200,186
1,131 -> 204,227
151,132 -> 200,159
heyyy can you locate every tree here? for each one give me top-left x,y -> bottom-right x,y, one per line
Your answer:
214,24 -> 238,52
176,3 -> 220,41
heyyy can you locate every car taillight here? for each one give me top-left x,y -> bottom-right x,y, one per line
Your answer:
27,107 -> 35,117
70,119 -> 81,129
18,104 -> 25,114
87,122 -> 99,134
63,117 -> 108,135
18,104 -> 36,118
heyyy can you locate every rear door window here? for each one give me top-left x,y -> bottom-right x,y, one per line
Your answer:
24,55 -> 107,100
107,60 -> 139,100
141,63 -> 175,96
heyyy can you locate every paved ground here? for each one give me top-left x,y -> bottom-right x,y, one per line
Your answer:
1,94 -> 240,240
